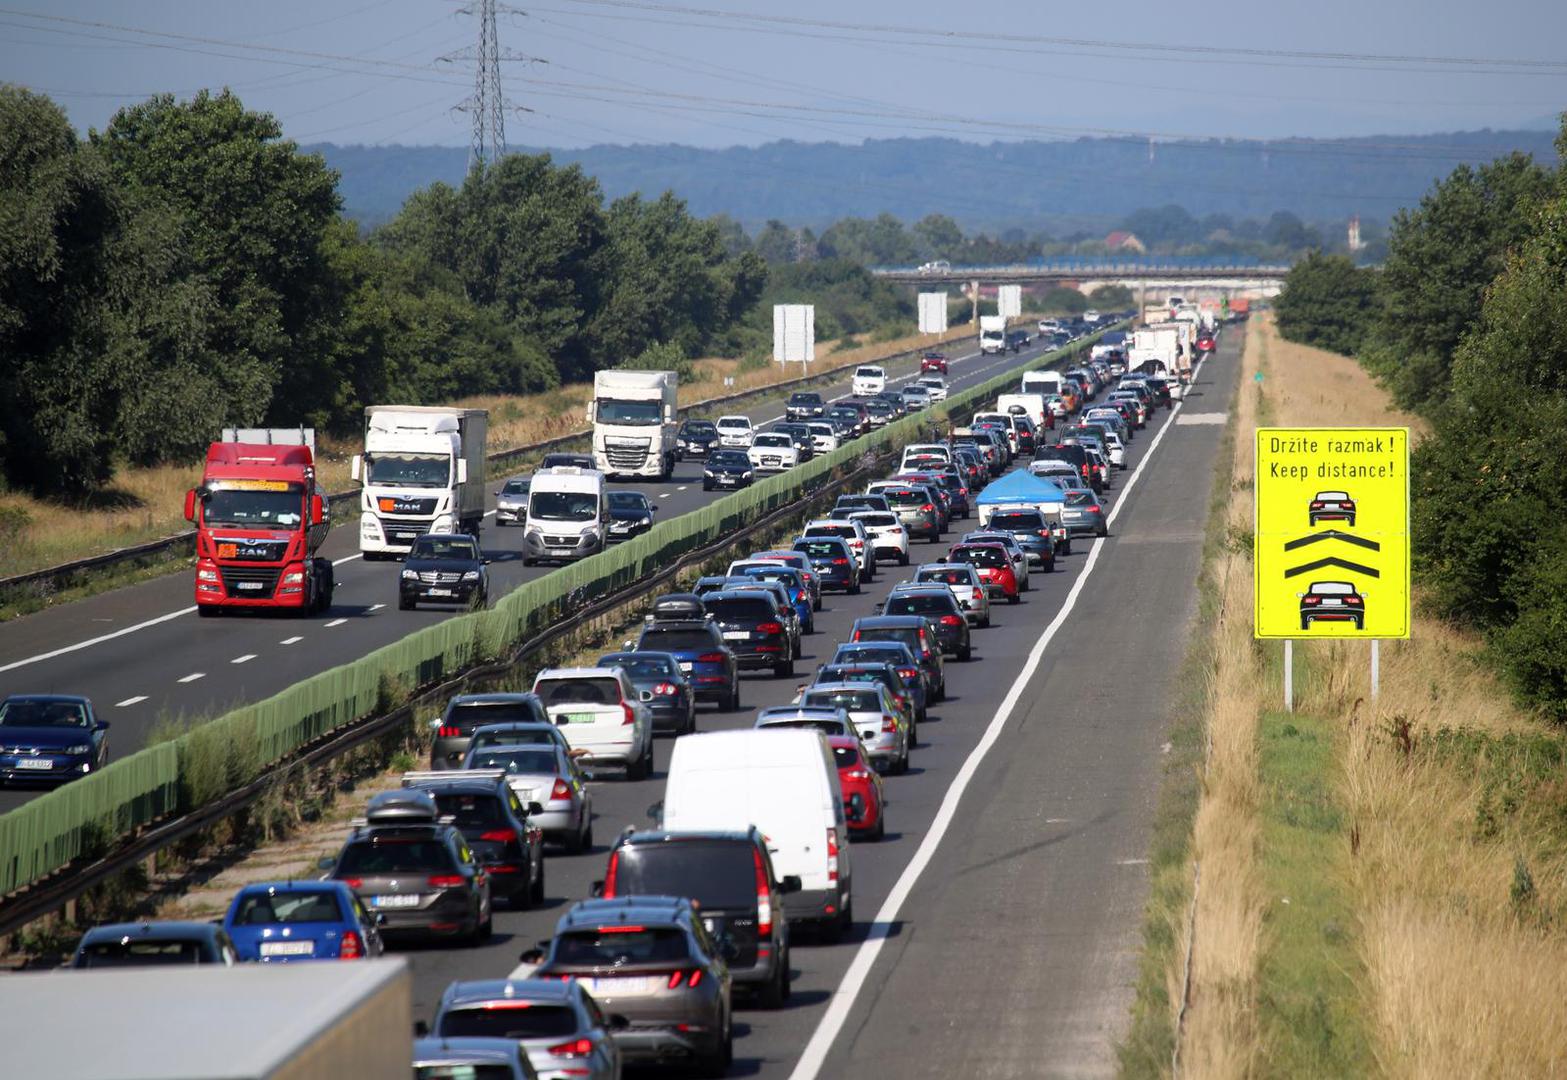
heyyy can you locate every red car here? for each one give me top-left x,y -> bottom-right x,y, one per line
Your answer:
830,735 -> 886,841
1196,334 -> 1215,353
920,353 -> 949,375
946,542 -> 1019,604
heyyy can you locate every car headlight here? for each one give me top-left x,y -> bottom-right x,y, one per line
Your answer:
462,570 -> 480,581
65,744 -> 91,755
197,568 -> 220,582
742,471 -> 753,479
281,571 -> 305,584
639,516 -> 653,526
401,569 -> 418,580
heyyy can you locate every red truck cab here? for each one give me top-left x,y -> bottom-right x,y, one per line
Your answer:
185,431 -> 334,617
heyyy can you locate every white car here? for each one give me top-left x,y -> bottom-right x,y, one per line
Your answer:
1098,430 -> 1127,468
802,518 -> 876,579
532,667 -> 656,779
899,443 -> 952,471
1038,318 -> 1061,334
852,366 -> 886,396
748,432 -> 800,473
916,375 -> 949,402
804,421 -> 840,455
715,414 -> 755,448
848,510 -> 909,566
798,683 -> 909,774
910,563 -> 991,627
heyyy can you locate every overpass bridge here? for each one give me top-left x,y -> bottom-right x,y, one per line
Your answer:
871,256 -> 1298,287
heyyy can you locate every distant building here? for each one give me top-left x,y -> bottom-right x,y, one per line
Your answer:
1347,215 -> 1364,253
1104,231 -> 1147,254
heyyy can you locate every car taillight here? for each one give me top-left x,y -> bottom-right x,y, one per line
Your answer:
1303,596 -> 1320,605
338,930 -> 363,960
1346,597 -> 1362,605
830,557 -> 849,565
1038,529 -> 1052,539
939,614 -> 963,627
548,1038 -> 595,1058
665,969 -> 703,989
921,503 -> 934,512
437,725 -> 462,738
602,850 -> 620,898
621,702 -> 636,725
845,768 -> 872,781
881,714 -> 898,733
826,827 -> 840,883
696,652 -> 726,663
342,878 -> 362,890
427,874 -> 465,889
652,681 -> 680,695
758,621 -> 783,635
550,778 -> 573,801
898,667 -> 919,682
479,828 -> 518,844
752,847 -> 773,936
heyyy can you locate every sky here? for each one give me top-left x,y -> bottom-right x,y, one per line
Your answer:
4,0 -> 1565,150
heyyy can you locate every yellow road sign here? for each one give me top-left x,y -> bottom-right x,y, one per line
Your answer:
1254,427 -> 1409,639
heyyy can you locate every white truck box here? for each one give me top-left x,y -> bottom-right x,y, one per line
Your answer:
588,369 -> 679,479
979,314 -> 1007,355
354,406 -> 487,557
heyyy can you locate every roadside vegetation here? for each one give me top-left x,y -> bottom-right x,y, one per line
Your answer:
1139,312 -> 1567,1078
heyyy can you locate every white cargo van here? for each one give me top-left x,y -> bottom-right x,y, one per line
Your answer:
662,729 -> 852,935
522,466 -> 608,566
1020,370 -> 1066,399
994,392 -> 1050,429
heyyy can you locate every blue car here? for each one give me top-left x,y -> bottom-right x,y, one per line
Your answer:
0,694 -> 109,786
736,565 -> 814,633
223,881 -> 385,962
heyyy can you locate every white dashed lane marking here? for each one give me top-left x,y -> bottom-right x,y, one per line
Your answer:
115,696 -> 147,708
177,673 -> 205,684
231,654 -> 256,665
280,636 -> 303,645
325,618 -> 348,628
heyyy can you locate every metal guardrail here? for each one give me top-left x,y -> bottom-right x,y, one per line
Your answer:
0,334 -> 962,601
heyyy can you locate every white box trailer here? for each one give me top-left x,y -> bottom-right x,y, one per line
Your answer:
0,958 -> 411,1080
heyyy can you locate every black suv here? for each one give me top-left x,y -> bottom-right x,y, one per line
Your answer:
431,692 -> 550,769
401,773 -> 546,908
883,586 -> 972,661
597,828 -> 799,1008
323,789 -> 492,944
399,533 -> 488,611
700,590 -> 794,677
676,419 -> 721,459
983,507 -> 1059,569
792,536 -> 861,594
785,392 -> 826,420
849,615 -> 946,702
632,618 -> 740,711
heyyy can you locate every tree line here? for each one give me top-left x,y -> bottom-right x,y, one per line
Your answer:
0,86 -> 766,496
1274,121 -> 1567,717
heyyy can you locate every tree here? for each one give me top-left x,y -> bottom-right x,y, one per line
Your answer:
0,87 -> 134,493
1274,251 -> 1377,356
1088,284 -> 1134,308
1360,153 -> 1551,413
912,213 -> 964,259
752,220 -> 798,265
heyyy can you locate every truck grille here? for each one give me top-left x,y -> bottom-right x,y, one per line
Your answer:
544,535 -> 579,547
377,517 -> 427,544
219,566 -> 280,599
603,445 -> 650,469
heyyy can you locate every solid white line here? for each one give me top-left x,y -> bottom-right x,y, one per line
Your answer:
331,554 -> 361,566
279,636 -> 303,645
230,654 -> 256,665
115,696 -> 147,708
177,672 -> 205,684
0,606 -> 197,675
325,618 -> 348,628
787,353 -> 1207,1080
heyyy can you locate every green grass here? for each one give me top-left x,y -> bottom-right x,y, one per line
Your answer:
1253,708 -> 1375,1075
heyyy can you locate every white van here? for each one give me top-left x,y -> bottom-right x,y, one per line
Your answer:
662,729 -> 852,935
1020,370 -> 1066,399
522,466 -> 608,566
994,393 -> 1050,430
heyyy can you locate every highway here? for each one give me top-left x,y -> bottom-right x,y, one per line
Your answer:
0,336 -> 1066,814
383,331 -> 1241,1077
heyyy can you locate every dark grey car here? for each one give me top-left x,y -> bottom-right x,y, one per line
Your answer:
598,650 -> 697,736
431,693 -> 550,769
433,978 -> 621,1080
883,586 -> 972,661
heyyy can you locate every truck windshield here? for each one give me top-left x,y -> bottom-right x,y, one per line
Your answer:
367,453 -> 449,487
202,489 -> 302,528
530,492 -> 598,521
597,398 -> 662,425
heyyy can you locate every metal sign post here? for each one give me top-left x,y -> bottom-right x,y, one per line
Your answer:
1370,639 -> 1380,701
1285,640 -> 1294,712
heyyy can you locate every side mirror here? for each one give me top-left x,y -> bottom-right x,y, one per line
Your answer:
309,494 -> 324,526
482,556 -> 492,565
1295,592 -> 1304,599
622,640 -> 634,650
780,875 -> 803,894
94,721 -> 111,731
350,455 -> 362,482
518,947 -> 547,965
590,880 -> 605,898
646,800 -> 664,823
456,459 -> 468,485
375,912 -> 388,927
183,489 -> 198,523
413,1020 -> 430,1038
528,802 -> 544,817
316,856 -> 335,871
652,505 -> 660,512
606,1013 -> 631,1033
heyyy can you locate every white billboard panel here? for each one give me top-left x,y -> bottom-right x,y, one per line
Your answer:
998,284 -> 1022,319
918,292 -> 949,334
773,304 -> 815,363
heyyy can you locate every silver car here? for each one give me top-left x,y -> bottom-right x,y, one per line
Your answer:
910,563 -> 990,627
433,978 -> 620,1080
799,683 -> 910,774
495,476 -> 531,527
413,1037 -> 537,1080
465,742 -> 594,853
755,704 -> 856,738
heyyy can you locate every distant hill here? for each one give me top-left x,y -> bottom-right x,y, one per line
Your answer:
307,130 -> 1558,234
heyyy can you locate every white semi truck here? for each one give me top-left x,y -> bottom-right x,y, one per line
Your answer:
588,369 -> 679,479
353,406 -> 488,559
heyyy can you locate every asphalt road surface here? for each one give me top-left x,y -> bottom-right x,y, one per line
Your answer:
0,335 -> 1067,813
378,331 -> 1241,1078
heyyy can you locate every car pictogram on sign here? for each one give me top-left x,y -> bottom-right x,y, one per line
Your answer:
1298,580 -> 1365,630
1308,490 -> 1356,527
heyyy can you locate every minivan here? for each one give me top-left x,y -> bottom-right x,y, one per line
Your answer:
661,729 -> 853,939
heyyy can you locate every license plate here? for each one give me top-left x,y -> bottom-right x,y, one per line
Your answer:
1322,599 -> 1343,606
392,532 -> 419,542
371,894 -> 420,908
427,588 -> 453,597
260,941 -> 314,957
679,663 -> 693,673
236,581 -> 263,591
702,917 -> 716,933
15,758 -> 52,770
582,975 -> 662,995
723,630 -> 749,641
1323,503 -> 1340,510
558,712 -> 599,725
